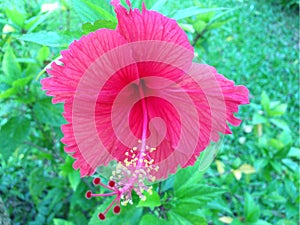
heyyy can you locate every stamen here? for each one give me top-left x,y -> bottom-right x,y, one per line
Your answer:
108,180 -> 116,187
113,205 -> 121,214
84,141 -> 159,220
85,191 -> 92,199
93,177 -> 101,185
98,213 -> 105,220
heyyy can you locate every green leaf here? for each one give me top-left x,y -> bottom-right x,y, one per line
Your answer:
174,160 -> 203,191
266,192 -> 287,204
29,168 -> 48,204
172,204 -> 208,225
53,218 -> 75,225
0,75 -> 33,100
198,139 -> 222,172
287,147 -> 300,159
167,211 -> 194,225
250,220 -> 273,225
18,31 -> 80,47
0,117 -> 31,160
137,190 -> 161,208
33,98 -> 65,127
252,113 -> 268,125
37,46 -> 50,63
261,91 -> 270,113
0,87 -> 18,99
244,193 -> 260,223
179,23 -> 195,33
268,102 -> 287,117
282,158 -> 299,172
151,0 -> 167,11
72,0 -> 116,22
208,20 -> 230,30
196,11 -> 216,23
230,219 -> 244,225
139,214 -> 169,225
84,1 -> 116,21
193,20 -> 207,33
172,7 -> 226,21
207,200 -> 233,215
254,158 -> 268,171
60,156 -> 75,177
68,170 -> 81,192
88,201 -> 143,225
5,7 -> 26,28
276,219 -> 298,225
82,20 -> 117,34
175,184 -> 225,204
24,12 -> 52,33
270,161 -> 282,173
168,209 -> 207,225
2,45 -> 22,83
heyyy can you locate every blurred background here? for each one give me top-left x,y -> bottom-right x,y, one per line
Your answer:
0,0 -> 299,224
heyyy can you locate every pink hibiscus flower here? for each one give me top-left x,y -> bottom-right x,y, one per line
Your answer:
41,0 -> 249,220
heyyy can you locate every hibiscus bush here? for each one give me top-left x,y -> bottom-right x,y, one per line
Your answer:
0,0 -> 299,225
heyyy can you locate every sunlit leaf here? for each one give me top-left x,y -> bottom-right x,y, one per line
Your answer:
219,216 -> 233,224
5,7 -> 26,28
82,20 -> 117,34
215,160 -> 225,174
68,170 -> 81,192
137,190 -> 161,208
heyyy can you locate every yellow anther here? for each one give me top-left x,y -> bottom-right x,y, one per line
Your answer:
147,189 -> 153,195
133,147 -> 138,151
121,200 -> 128,206
125,152 -> 129,156
138,139 -> 142,143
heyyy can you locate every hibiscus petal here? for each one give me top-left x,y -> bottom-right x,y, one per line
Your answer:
112,0 -> 193,53
182,63 -> 249,167
41,29 -> 141,177
41,29 -> 131,103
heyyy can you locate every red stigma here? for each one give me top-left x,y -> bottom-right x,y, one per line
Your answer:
98,213 -> 106,220
93,177 -> 101,185
86,191 -> 92,199
108,180 -> 115,187
113,205 -> 121,214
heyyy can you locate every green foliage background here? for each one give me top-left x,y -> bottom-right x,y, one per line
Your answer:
0,0 -> 299,225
